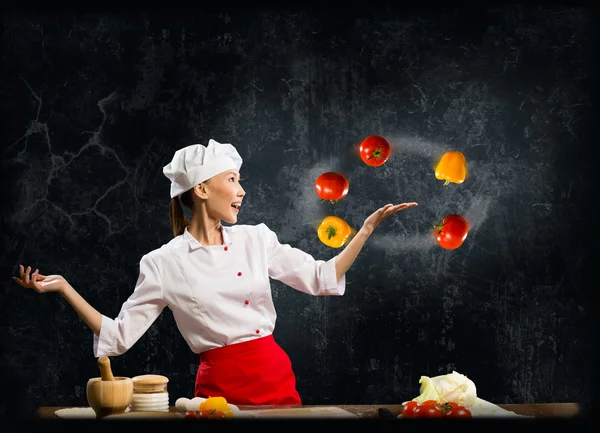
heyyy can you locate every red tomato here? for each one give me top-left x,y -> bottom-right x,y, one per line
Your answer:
401,401 -> 419,417
184,410 -> 199,419
434,214 -> 469,250
414,404 -> 443,418
315,172 -> 349,202
438,401 -> 460,415
445,406 -> 472,418
359,135 -> 391,166
421,400 -> 439,406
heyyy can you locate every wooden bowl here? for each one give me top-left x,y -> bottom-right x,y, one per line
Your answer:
86,377 -> 134,419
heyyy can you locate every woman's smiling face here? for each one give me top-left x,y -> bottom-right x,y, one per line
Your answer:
204,170 -> 245,224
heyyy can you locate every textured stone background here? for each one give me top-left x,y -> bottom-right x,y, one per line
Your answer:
1,5 -> 598,418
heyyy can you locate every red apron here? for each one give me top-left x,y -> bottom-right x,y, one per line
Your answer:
194,334 -> 302,406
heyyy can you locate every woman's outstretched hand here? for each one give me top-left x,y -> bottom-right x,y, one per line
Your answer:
13,264 -> 67,294
362,202 -> 419,234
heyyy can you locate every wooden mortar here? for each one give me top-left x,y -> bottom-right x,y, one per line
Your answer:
86,356 -> 133,419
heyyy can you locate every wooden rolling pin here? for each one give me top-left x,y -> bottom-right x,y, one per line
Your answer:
98,356 -> 115,381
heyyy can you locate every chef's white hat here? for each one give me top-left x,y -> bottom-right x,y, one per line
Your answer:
163,139 -> 243,198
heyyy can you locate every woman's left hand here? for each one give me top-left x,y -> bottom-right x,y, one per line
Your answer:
362,202 -> 418,234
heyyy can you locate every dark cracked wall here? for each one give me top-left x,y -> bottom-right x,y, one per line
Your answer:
1,6 -> 598,419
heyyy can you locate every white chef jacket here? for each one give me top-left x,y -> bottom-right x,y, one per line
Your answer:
93,223 -> 346,357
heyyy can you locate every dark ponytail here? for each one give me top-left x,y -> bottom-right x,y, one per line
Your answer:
169,190 -> 194,237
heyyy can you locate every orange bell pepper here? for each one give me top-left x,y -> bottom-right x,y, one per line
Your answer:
317,216 -> 352,248
435,151 -> 467,186
199,396 -> 233,418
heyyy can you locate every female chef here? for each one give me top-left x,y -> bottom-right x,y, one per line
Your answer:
13,139 -> 418,406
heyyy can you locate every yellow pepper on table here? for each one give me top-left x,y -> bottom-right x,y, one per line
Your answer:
317,216 -> 352,248
435,151 -> 467,186
199,396 -> 233,418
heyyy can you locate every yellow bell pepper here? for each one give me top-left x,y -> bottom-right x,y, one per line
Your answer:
435,151 -> 467,186
317,216 -> 352,248
199,396 -> 233,418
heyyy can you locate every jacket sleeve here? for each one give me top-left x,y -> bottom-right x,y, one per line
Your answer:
261,223 -> 346,296
93,254 -> 167,357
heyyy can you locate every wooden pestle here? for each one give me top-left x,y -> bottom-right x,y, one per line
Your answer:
98,356 -> 115,381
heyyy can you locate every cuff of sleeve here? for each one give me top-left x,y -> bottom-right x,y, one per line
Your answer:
324,256 -> 346,296
93,314 -> 118,357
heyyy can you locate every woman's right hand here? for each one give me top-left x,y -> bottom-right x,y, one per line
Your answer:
13,264 -> 68,294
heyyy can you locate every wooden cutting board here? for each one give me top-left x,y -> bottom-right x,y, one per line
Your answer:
234,406 -> 358,418
103,411 -> 184,419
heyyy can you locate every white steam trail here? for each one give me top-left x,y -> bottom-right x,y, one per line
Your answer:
385,134 -> 452,159
370,231 -> 438,252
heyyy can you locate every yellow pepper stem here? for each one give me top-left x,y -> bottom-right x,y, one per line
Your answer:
444,180 -> 450,186
326,226 -> 337,240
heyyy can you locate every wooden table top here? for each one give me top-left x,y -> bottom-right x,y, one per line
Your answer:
36,402 -> 581,419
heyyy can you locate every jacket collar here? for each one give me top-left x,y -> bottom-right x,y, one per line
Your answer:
183,224 -> 233,251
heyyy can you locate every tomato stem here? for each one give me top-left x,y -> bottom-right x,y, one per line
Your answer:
367,147 -> 384,161
438,402 -> 455,415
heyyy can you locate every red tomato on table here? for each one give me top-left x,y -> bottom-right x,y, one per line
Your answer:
359,135 -> 391,166
414,404 -> 443,418
445,406 -> 472,418
315,172 -> 349,202
401,401 -> 420,417
434,214 -> 469,250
